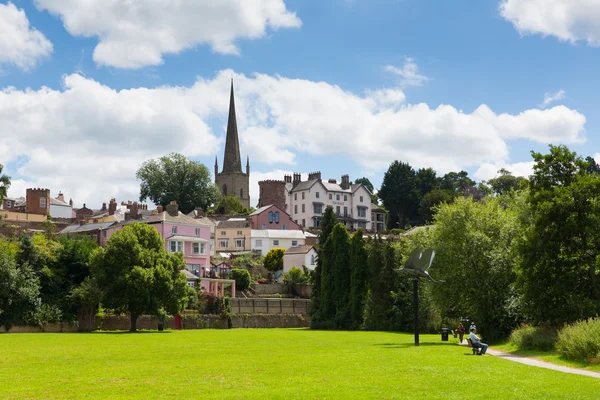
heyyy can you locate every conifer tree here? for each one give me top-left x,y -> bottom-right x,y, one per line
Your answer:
331,224 -> 351,329
310,206 -> 337,326
349,229 -> 368,329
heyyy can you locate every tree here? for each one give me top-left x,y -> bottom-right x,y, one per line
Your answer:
349,230 -> 368,329
0,164 -> 10,204
90,222 -> 189,331
585,156 -> 600,175
215,195 -> 244,215
486,169 -> 527,195
310,206 -> 337,325
418,189 -> 453,223
136,153 -> 221,214
69,277 -> 103,331
520,145 -> 600,325
331,224 -> 351,329
439,171 -> 476,195
230,268 -> 251,291
354,177 -> 378,204
363,238 -> 398,331
379,161 -> 419,229
283,267 -> 309,296
262,248 -> 285,272
0,252 -> 41,330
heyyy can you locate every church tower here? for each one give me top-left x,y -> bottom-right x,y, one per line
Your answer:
215,80 -> 250,209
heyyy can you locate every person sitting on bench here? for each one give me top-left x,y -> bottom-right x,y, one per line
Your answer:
469,327 -> 488,355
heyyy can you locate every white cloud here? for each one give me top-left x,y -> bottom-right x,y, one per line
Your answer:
474,161 -> 535,182
0,2 -> 52,70
385,58 -> 429,87
34,0 -> 301,69
1,70 -> 587,208
541,89 -> 566,108
499,0 -> 600,46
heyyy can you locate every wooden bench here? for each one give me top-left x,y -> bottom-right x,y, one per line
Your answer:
466,338 -> 481,355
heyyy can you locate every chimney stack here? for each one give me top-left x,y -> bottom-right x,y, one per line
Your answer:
69,198 -> 73,206
284,174 -> 292,184
101,202 -> 107,211
308,171 -> 321,181
56,192 -> 65,202
341,174 -> 350,190
166,201 -> 179,216
108,198 -> 117,216
157,204 -> 164,213
292,173 -> 301,187
328,178 -> 337,184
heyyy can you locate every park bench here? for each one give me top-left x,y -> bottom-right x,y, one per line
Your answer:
466,338 -> 481,355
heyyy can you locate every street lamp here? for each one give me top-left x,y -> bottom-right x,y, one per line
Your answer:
395,248 -> 442,346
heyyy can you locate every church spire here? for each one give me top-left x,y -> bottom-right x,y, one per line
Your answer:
222,79 -> 242,173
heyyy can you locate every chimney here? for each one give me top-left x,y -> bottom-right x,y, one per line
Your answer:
308,171 -> 321,181
341,174 -> 350,190
69,198 -> 73,206
157,204 -> 164,213
101,202 -> 107,211
56,192 -> 65,202
328,178 -> 337,184
284,174 -> 292,184
195,208 -> 204,218
108,198 -> 117,216
292,173 -> 301,187
166,201 -> 178,216
130,202 -> 139,219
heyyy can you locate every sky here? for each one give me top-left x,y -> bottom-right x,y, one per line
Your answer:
1,0 -> 599,209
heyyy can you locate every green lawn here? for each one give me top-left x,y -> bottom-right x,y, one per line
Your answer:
1,330 -> 599,399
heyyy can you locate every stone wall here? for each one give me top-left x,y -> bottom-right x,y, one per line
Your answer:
231,298 -> 309,315
251,283 -> 290,295
232,314 -> 308,328
0,323 -> 79,333
258,180 -> 287,210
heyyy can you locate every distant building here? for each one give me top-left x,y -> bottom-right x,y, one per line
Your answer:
250,204 -> 300,231
188,208 -> 217,256
251,229 -> 306,256
283,245 -> 318,274
214,81 -> 250,209
371,203 -> 386,232
215,217 -> 252,253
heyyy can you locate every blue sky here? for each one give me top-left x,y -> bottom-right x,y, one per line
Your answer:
1,0 -> 598,208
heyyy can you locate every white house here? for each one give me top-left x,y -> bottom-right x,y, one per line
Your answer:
284,173 -> 372,231
251,229 -> 306,256
49,192 -> 73,218
283,245 -> 318,273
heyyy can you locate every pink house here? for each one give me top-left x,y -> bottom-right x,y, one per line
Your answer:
250,204 -> 301,230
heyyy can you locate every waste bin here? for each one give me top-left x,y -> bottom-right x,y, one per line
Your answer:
441,327 -> 449,341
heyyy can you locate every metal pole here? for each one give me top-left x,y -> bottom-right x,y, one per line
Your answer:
414,278 -> 419,346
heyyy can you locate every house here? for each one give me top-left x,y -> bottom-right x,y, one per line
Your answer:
283,245 -> 318,273
214,217 -> 251,253
371,203 -> 386,232
251,229 -> 306,256
50,192 -> 74,218
188,208 -> 217,256
60,221 -> 117,245
258,172 -> 373,231
2,188 -> 74,219
250,204 -> 300,230
181,269 -> 199,287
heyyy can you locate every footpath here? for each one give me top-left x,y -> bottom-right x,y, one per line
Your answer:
458,342 -> 600,379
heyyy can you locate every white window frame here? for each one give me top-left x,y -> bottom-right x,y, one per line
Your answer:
169,240 -> 184,253
235,238 -> 244,248
273,240 -> 279,246
195,228 -> 200,237
172,226 -> 177,234
255,239 -> 263,246
192,242 -> 206,255
219,239 -> 229,248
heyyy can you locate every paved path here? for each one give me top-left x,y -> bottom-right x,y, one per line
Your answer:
458,342 -> 600,379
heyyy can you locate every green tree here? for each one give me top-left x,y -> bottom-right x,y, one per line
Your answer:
283,267 -> 309,296
330,224 -> 351,329
439,171 -> 476,194
310,206 -> 337,325
262,248 -> 285,272
0,252 -> 41,330
418,189 -> 454,223
349,229 -> 368,329
0,164 -> 10,203
520,145 -> 600,325
230,268 -> 251,291
354,177 -> 378,203
215,195 -> 244,215
90,223 -> 189,331
69,277 -> 103,331
486,169 -> 528,195
136,153 -> 221,214
363,238 -> 398,331
379,161 -> 419,229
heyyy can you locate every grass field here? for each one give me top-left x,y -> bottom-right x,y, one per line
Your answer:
1,329 -> 600,399
493,342 -> 600,373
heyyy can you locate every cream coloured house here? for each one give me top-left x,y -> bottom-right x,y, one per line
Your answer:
251,229 -> 306,256
283,245 -> 318,273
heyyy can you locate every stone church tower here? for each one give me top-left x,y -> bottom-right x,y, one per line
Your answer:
215,80 -> 250,209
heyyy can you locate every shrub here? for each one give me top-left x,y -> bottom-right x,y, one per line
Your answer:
509,325 -> 558,352
263,248 -> 285,272
283,267 -> 309,296
556,318 -> 600,362
230,268 -> 251,291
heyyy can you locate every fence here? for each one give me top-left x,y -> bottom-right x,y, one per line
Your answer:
230,298 -> 309,315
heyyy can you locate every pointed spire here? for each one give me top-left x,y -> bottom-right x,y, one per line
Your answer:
246,155 -> 250,175
222,79 -> 242,173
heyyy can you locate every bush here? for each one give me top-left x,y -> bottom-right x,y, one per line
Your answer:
263,248 -> 285,272
230,268 -> 251,291
283,267 -> 309,296
509,325 -> 558,352
556,318 -> 600,362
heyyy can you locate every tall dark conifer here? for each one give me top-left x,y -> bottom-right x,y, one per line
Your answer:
349,229 -> 368,329
310,206 -> 337,326
331,224 -> 351,329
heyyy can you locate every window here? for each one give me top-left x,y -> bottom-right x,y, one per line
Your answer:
344,206 -> 348,217
219,239 -> 229,248
171,226 -> 177,234
316,192 -> 320,198
282,225 -> 287,230
336,194 -> 340,201
292,240 -> 298,246
314,204 -> 322,214
169,241 -> 183,253
274,212 -> 279,223
336,206 -> 340,214
294,205 -> 298,214
40,197 -> 46,208
210,239 -> 215,251
195,228 -> 200,237
344,195 -> 348,201
329,193 -> 332,200
222,184 -> 227,196
302,219 -> 305,227
256,239 -> 263,246
302,204 -> 305,213
302,192 -> 305,200
262,224 -> 266,230
240,188 -> 243,198
360,196 -> 364,202
220,231 -> 226,236
268,211 -> 273,223
294,193 -> 297,200
235,239 -> 244,248
187,281 -> 195,288
103,230 -> 107,238
192,242 -> 206,255
237,230 -> 242,235
273,240 -> 279,246
311,254 -> 316,265
357,207 -> 367,218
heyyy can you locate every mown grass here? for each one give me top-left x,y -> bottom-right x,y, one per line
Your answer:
493,342 -> 600,373
1,329 -> 600,399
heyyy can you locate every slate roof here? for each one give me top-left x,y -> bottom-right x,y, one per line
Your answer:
50,197 -> 69,206
284,245 -> 315,255
216,219 -> 251,229
60,221 -> 115,234
147,211 -> 210,226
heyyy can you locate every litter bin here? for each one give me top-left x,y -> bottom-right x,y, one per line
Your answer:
441,327 -> 449,341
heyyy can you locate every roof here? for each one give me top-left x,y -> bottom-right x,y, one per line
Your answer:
147,210 -> 210,226
401,225 -> 435,236
181,270 -> 199,280
216,219 -> 251,229
251,229 -> 306,239
322,181 -> 352,193
304,231 -> 318,238
60,221 -> 115,234
284,245 -> 316,255
291,179 -> 319,192
167,235 -> 208,243
371,203 -> 385,212
50,197 -> 69,206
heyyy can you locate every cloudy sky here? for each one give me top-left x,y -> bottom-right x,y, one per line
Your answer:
1,0 -> 598,208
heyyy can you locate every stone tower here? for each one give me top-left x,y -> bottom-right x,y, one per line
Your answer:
215,80 -> 250,209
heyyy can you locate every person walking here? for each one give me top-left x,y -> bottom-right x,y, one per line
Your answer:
456,322 -> 465,343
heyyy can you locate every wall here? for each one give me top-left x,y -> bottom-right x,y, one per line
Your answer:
0,323 -> 79,333
216,171 -> 250,209
251,205 -> 300,231
251,234 -> 305,256
251,283 -> 290,295
283,253 -> 307,273
0,211 -> 47,222
215,227 -> 251,252
230,298 -> 309,315
26,188 -> 50,215
258,180 -> 287,210
163,222 -> 211,272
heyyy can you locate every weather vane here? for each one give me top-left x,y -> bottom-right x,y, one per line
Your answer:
395,247 -> 442,346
